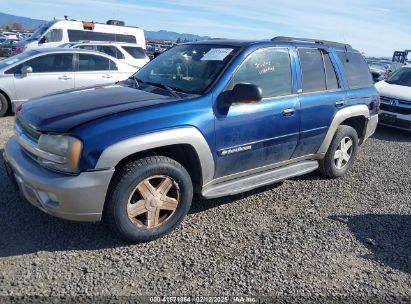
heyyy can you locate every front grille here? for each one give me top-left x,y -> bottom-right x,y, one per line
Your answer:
380,104 -> 411,115
380,96 -> 411,115
15,118 -> 41,143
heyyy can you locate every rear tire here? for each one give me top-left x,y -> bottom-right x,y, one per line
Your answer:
318,125 -> 359,178
0,93 -> 8,117
104,156 -> 193,243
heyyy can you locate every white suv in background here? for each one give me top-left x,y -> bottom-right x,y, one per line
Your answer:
375,66 -> 411,131
65,42 -> 150,69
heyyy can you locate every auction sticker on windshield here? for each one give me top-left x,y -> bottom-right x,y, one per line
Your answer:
201,48 -> 233,61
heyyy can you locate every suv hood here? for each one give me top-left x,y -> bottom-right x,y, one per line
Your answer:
375,81 -> 411,101
20,84 -> 178,132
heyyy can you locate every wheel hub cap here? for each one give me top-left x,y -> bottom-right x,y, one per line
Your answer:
127,175 -> 180,229
334,136 -> 353,170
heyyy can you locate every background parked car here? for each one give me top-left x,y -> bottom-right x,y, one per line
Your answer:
367,60 -> 403,82
63,41 -> 150,69
0,48 -> 136,116
375,66 -> 411,131
0,38 -> 19,57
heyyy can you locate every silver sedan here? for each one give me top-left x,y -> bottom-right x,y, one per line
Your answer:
0,48 -> 137,116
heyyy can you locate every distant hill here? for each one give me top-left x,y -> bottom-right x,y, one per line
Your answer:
0,11 -> 209,41
0,12 -> 45,29
145,30 -> 209,42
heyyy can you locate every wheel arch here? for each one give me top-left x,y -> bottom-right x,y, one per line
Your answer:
96,127 -> 215,188
317,105 -> 370,154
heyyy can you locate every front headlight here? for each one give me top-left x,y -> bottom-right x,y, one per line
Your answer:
37,134 -> 83,173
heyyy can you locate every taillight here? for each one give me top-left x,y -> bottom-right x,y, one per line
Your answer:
376,96 -> 380,113
16,104 -> 23,115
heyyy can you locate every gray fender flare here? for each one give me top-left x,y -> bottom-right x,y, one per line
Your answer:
95,127 -> 215,185
317,104 -> 370,154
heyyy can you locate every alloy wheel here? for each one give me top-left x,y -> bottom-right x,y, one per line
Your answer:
127,175 -> 180,229
334,136 -> 353,169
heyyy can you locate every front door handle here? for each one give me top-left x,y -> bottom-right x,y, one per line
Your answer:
335,100 -> 345,107
282,108 -> 295,117
58,75 -> 72,80
102,74 -> 114,79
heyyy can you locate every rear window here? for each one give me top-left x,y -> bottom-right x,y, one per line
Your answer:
122,46 -> 146,59
337,51 -> 373,88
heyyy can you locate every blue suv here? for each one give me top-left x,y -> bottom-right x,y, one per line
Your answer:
4,37 -> 379,242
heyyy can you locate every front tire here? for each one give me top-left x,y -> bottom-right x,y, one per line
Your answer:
105,156 -> 193,243
318,125 -> 359,178
0,93 -> 9,117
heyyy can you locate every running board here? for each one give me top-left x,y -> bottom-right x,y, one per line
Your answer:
202,160 -> 319,199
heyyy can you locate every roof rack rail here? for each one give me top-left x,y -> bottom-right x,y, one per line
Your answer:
271,36 -> 352,49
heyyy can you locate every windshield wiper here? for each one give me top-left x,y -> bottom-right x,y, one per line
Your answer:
128,75 -> 141,89
144,81 -> 181,98
127,77 -> 181,98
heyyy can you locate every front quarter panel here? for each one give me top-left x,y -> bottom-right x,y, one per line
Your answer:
71,95 -> 215,182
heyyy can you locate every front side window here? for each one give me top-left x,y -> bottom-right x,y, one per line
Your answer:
298,48 -> 326,93
134,44 -> 239,94
337,51 -> 373,88
24,53 -> 73,73
43,29 -> 63,43
231,47 -> 292,98
78,54 -> 116,71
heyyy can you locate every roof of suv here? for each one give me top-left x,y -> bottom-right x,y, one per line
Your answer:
189,37 -> 355,52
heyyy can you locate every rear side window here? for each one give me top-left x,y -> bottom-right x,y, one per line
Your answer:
337,52 -> 373,88
122,46 -> 146,59
67,30 -> 136,43
96,45 -> 124,59
232,47 -> 292,99
323,53 -> 339,90
78,54 -> 117,71
298,48 -> 326,93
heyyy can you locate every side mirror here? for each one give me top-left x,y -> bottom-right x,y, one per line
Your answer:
39,36 -> 46,44
21,65 -> 33,76
220,83 -> 263,107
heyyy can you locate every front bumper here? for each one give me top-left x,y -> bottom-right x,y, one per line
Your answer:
378,111 -> 411,131
4,137 -> 115,222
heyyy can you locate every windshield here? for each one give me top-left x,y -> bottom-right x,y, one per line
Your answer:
386,68 -> 411,86
27,22 -> 52,41
133,44 -> 239,94
0,50 -> 38,70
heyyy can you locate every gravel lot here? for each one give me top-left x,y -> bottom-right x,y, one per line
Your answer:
0,115 -> 410,302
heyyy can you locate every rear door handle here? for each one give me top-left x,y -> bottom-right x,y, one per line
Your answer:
335,100 -> 345,107
102,74 -> 114,79
282,108 -> 295,117
58,75 -> 72,80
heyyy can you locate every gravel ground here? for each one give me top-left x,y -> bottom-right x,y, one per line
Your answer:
0,115 -> 410,302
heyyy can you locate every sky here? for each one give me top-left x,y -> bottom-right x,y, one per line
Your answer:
1,0 -> 411,57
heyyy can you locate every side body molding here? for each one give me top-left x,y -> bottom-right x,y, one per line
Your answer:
317,104 -> 370,154
95,127 -> 215,185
